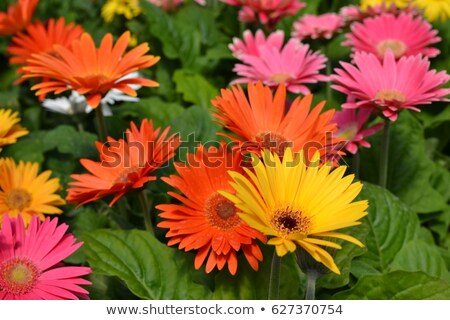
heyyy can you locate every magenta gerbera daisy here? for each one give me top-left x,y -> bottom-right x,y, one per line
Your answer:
332,108 -> 383,154
229,29 -> 284,58
344,13 -> 441,60
222,0 -> 305,26
292,13 -> 344,40
0,215 -> 91,300
331,50 -> 450,121
231,30 -> 327,94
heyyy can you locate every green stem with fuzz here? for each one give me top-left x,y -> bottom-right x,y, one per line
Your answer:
268,250 -> 282,300
95,107 -> 108,142
305,270 -> 319,300
378,118 -> 391,188
139,191 -> 154,235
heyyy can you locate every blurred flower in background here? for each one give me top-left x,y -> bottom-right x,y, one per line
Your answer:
0,109 -> 29,150
292,13 -> 344,40
0,0 -> 38,36
101,0 -> 142,23
413,0 -> 450,22
8,17 -> 84,82
222,0 -> 305,25
332,108 -> 383,154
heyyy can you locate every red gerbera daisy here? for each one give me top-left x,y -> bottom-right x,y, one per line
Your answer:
21,31 -> 160,108
66,119 -> 181,206
157,143 -> 266,275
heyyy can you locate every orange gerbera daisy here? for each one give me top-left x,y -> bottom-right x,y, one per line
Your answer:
0,0 -> 38,36
22,31 -> 160,108
0,108 -> 29,149
211,81 -> 341,163
0,158 -> 65,226
66,119 -> 181,206
157,143 -> 266,275
8,17 -> 84,81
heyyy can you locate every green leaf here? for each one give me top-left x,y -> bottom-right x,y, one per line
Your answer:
170,105 -> 221,160
359,111 -> 447,213
388,240 -> 449,279
45,125 -> 97,159
83,229 -> 212,299
1,131 -> 49,163
173,69 -> 218,109
317,223 -> 369,289
333,271 -> 450,299
212,249 -> 305,299
354,183 -> 421,273
116,97 -> 184,128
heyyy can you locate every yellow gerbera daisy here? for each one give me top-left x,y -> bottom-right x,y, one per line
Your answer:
360,0 -> 409,10
0,158 -> 66,226
221,148 -> 368,274
0,108 -> 29,150
413,0 -> 450,22
101,0 -> 141,23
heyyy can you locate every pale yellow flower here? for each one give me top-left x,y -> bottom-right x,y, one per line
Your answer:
101,0 -> 141,23
413,0 -> 450,22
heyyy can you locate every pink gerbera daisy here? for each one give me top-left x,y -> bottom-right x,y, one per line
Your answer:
292,13 -> 344,40
0,215 -> 91,300
231,30 -> 327,94
331,50 -> 450,121
332,108 -> 383,154
344,13 -> 441,60
229,29 -> 284,58
222,0 -> 305,26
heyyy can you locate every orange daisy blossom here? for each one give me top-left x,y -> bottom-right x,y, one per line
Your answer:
22,31 -> 160,108
211,81 -> 342,164
8,17 -> 84,82
0,0 -> 38,36
157,143 -> 266,275
66,119 -> 181,206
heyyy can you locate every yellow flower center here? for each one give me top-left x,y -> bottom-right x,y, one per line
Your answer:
0,257 -> 40,296
376,39 -> 407,59
254,131 -> 293,156
269,72 -> 293,84
375,89 -> 407,103
5,188 -> 32,211
205,192 -> 241,230
272,207 -> 311,235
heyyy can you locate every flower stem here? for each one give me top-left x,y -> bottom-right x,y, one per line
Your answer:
268,250 -> 282,300
139,190 -> 154,236
352,152 -> 360,180
379,118 -> 391,188
305,270 -> 319,300
95,107 -> 108,142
